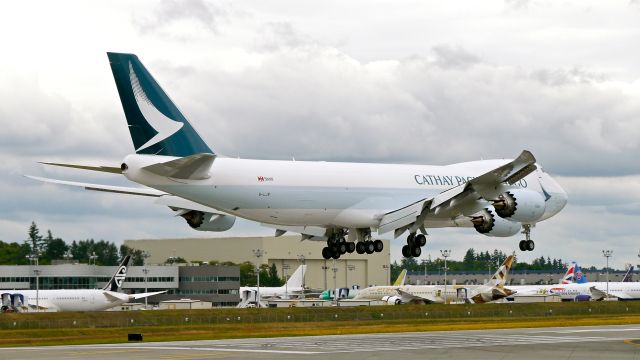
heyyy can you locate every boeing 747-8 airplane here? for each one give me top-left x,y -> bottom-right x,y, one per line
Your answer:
29,53 -> 568,260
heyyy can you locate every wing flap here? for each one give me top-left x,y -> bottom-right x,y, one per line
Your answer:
142,153 -> 215,180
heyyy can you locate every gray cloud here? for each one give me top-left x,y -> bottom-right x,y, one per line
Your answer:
133,0 -> 225,35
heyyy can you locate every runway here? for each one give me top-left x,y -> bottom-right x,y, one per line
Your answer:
1,324 -> 639,359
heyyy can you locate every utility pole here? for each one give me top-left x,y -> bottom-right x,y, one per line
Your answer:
602,250 -> 612,300
252,249 -> 265,307
440,250 -> 451,304
141,251 -> 151,309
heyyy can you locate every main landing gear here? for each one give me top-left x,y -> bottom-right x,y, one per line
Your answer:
518,224 -> 535,251
321,233 -> 384,260
402,233 -> 426,258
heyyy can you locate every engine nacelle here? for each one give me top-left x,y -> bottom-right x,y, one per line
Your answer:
180,210 -> 236,232
471,207 -> 521,237
381,295 -> 402,305
492,189 -> 546,223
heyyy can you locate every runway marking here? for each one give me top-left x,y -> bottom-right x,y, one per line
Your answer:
532,327 -> 640,333
623,339 -> 640,347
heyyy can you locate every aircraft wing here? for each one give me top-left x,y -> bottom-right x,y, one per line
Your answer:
378,150 -> 537,236
396,288 -> 437,304
130,291 -> 167,300
589,286 -> 632,300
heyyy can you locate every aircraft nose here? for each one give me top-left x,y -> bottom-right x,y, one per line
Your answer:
539,172 -> 568,220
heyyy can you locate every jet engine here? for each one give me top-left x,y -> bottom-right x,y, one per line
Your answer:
471,207 -> 521,237
492,189 -> 546,223
180,210 -> 236,232
381,295 -> 402,305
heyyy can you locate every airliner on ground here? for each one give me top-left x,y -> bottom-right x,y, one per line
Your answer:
354,255 -> 516,304
0,256 -> 165,312
237,265 -> 307,307
319,269 -> 408,300
29,52 -> 568,260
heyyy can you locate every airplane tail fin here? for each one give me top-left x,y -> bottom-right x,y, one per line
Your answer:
622,266 -> 634,282
102,255 -> 131,292
107,52 -> 213,157
560,262 -> 577,284
471,255 -> 515,303
285,265 -> 307,288
574,263 -> 588,283
393,269 -> 407,286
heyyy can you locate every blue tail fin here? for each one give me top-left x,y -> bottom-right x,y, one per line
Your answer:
107,52 -> 213,157
573,263 -> 588,283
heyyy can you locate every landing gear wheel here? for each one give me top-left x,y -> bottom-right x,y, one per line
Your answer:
410,246 -> 421,257
347,242 -> 356,253
406,234 -> 415,247
322,247 -> 332,259
356,242 -> 365,254
526,240 -> 535,251
338,243 -> 347,254
373,239 -> 384,252
518,240 -> 526,251
402,245 -> 411,258
365,241 -> 375,254
414,234 -> 426,247
331,250 -> 341,259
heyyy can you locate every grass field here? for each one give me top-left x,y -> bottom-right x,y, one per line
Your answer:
0,301 -> 639,347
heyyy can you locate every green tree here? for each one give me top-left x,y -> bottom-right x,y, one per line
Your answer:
26,221 -> 45,255
239,261 -> 257,286
119,245 -> 144,266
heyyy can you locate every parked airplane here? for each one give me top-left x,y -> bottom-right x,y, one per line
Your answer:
29,52 -> 568,260
354,255 -> 516,304
319,269 -> 408,300
0,256 -> 165,312
622,266 -> 634,282
237,265 -> 307,307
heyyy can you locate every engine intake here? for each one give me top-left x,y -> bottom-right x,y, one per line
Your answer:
492,189 -> 545,223
471,207 -> 521,237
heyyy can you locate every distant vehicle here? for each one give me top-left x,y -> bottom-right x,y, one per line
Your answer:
237,265 -> 307,308
29,52 -> 567,260
354,256 -> 516,304
0,256 -> 165,312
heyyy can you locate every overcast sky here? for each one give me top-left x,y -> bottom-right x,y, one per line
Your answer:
1,0 -> 639,268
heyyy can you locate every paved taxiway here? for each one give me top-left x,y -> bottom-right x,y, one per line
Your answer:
1,324 -> 639,359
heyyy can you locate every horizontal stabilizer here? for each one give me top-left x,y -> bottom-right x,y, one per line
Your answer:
26,175 -> 165,197
130,290 -> 167,300
39,162 -> 122,174
142,153 -> 215,180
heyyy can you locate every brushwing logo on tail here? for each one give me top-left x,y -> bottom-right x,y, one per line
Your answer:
114,265 -> 127,288
129,62 -> 183,152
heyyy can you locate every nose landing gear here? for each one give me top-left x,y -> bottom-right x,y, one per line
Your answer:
518,224 -> 535,251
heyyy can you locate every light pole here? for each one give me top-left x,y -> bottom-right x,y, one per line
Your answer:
422,259 -> 428,285
141,251 -> 151,308
27,252 -> 41,312
89,252 -> 98,266
321,261 -> 329,290
282,263 -> 290,299
297,254 -> 306,298
602,250 -> 612,300
252,249 -> 265,307
440,250 -> 451,304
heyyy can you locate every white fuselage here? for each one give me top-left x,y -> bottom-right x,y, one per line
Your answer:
354,284 -> 475,303
122,155 -> 568,230
1,289 -> 129,312
239,286 -> 305,300
507,282 -> 640,301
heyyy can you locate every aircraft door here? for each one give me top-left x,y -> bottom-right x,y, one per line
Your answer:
456,288 -> 469,301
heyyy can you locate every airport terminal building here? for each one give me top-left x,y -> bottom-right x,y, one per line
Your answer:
0,263 -> 240,307
124,235 -> 391,290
